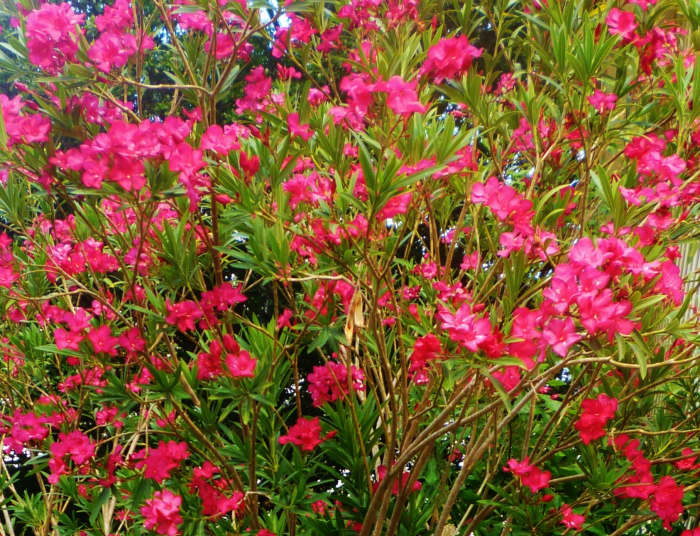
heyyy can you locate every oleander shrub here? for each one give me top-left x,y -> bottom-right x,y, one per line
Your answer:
0,0 -> 699,535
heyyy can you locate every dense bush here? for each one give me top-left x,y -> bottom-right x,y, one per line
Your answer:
0,0 -> 698,535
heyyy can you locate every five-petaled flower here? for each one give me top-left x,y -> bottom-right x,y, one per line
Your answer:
141,489 -> 183,536
503,457 -> 551,493
575,394 -> 618,444
278,417 -> 335,452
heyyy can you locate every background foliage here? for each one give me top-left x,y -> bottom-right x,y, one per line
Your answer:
0,0 -> 698,535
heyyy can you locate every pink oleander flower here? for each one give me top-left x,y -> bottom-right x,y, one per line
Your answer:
165,300 -> 203,332
588,89 -> 618,113
421,36 -> 482,83
288,113 -> 314,141
377,192 -> 412,220
378,76 -> 426,116
560,504 -> 585,531
134,440 -> 189,483
575,394 -> 618,444
627,0 -> 657,10
141,490 -> 183,536
95,0 -> 133,32
87,325 -> 120,356
225,346 -> 257,378
541,317 -> 581,357
25,3 -> 84,74
675,448 -> 698,471
2,410 -> 50,453
278,416 -> 334,452
606,9 -> 637,41
471,176 -> 534,236
409,334 -> 443,385
503,457 -> 551,493
307,361 -> 365,406
48,430 -> 96,484
372,464 -> 422,495
189,462 -> 245,519
650,476 -> 684,530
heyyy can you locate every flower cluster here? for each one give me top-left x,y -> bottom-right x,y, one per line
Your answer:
25,3 -> 84,74
141,490 -> 183,536
0,0 -> 697,534
575,394 -> 618,444
196,333 -> 257,380
133,441 -> 189,483
307,360 -> 365,406
278,417 -> 335,452
503,457 -> 551,493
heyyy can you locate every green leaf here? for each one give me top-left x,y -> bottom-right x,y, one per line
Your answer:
480,369 -> 513,412
0,105 -> 7,150
629,331 -> 651,380
89,488 -> 111,525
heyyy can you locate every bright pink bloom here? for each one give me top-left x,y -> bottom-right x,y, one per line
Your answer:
308,87 -> 329,106
96,405 -> 124,428
542,317 -> 581,357
48,430 -> 96,483
288,113 -> 314,141
0,95 -> 51,147
377,192 -> 412,220
627,0 -> 657,10
200,282 -> 247,313
235,67 -> 272,114
650,476 -> 684,530
503,457 -> 551,493
307,361 -> 365,406
25,3 -> 84,74
225,348 -> 257,378
379,76 -> 426,116
277,308 -> 293,329
0,266 -> 18,288
318,24 -> 343,52
492,366 -> 522,392
278,416 -> 332,452
165,300 -> 203,332
606,9 -> 637,41
189,462 -> 245,519
612,435 -> 656,499
675,448 -> 698,471
54,328 -> 84,352
560,504 -> 585,531
654,260 -> 684,306
340,73 -> 377,114
588,90 -> 618,113
134,441 -> 189,483
200,124 -> 240,155
96,0 -> 133,31
88,31 -> 141,72
438,303 -> 495,354
87,325 -> 120,356
51,430 -> 95,465
141,490 -> 183,536
312,499 -> 327,515
196,340 -> 224,380
373,465 -> 422,495
471,177 -> 534,236
575,394 -> 618,444
409,334 -> 443,384
421,36 -> 482,83
2,410 -> 50,453
283,172 -> 334,210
